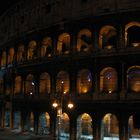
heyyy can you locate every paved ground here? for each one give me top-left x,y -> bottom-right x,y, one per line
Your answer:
0,129 -> 52,140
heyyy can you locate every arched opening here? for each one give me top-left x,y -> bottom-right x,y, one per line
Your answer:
39,73 -> 51,94
125,22 -> 140,47
24,112 -> 34,132
1,51 -> 6,68
76,29 -> 92,52
77,113 -> 93,140
57,33 -> 70,55
127,66 -> 140,92
41,37 -> 52,57
100,67 -> 118,93
17,44 -> 24,63
27,40 -> 37,60
128,115 -> 140,139
101,113 -> 119,140
39,112 -> 50,135
77,69 -> 92,94
8,47 -> 14,66
60,113 -> 70,138
99,25 -> 117,49
56,71 -> 69,94
25,74 -> 35,95
13,111 -> 21,131
14,76 -> 22,94
4,110 -> 10,128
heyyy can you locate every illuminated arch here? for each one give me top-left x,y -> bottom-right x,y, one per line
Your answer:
127,66 -> 140,92
99,25 -> 117,49
39,112 -> 50,135
101,113 -> 119,139
39,72 -> 51,94
25,74 -> 35,95
57,33 -> 70,55
17,44 -> 24,63
77,28 -> 92,52
125,22 -> 140,47
41,37 -> 52,57
100,67 -> 118,93
8,47 -> 14,65
14,76 -> 22,94
128,115 -> 140,139
27,40 -> 37,60
56,71 -> 69,94
77,113 -> 93,139
77,69 -> 92,94
13,111 -> 21,130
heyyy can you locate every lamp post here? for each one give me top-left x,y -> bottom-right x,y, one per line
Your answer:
52,81 -> 74,140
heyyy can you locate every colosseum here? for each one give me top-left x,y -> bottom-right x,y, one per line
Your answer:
0,0 -> 140,140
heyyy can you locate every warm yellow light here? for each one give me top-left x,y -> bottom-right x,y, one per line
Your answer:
30,92 -> 33,95
52,102 -> 58,108
68,102 -> 74,109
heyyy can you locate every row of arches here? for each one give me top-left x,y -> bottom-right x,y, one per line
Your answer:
1,66 -> 140,96
1,21 -> 140,68
3,111 -> 140,140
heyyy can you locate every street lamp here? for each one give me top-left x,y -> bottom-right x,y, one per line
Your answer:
52,81 -> 74,140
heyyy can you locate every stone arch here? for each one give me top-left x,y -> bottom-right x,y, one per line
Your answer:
77,113 -> 93,139
127,66 -> 140,92
39,72 -> 51,94
125,22 -> 140,47
8,47 -> 14,65
99,25 -> 117,49
101,113 -> 119,139
100,67 -> 118,93
57,33 -> 70,55
76,28 -> 92,52
41,37 -> 52,57
56,71 -> 70,94
27,40 -> 37,60
77,69 -> 92,94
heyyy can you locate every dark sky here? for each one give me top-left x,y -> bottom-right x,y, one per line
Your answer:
0,0 -> 18,15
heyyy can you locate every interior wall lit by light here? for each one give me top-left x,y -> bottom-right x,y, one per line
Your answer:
41,37 -> 52,57
56,71 -> 69,94
27,40 -> 37,60
57,33 -> 70,55
1,51 -> 6,67
101,113 -> 119,140
77,69 -> 92,94
100,67 -> 118,93
127,66 -> 140,92
125,22 -> 140,47
39,72 -> 51,94
99,25 -> 117,49
77,113 -> 93,139
76,28 -> 92,52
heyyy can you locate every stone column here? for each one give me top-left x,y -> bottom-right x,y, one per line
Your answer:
70,115 -> 77,140
34,112 -> 39,135
93,114 -> 101,140
119,115 -> 129,140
